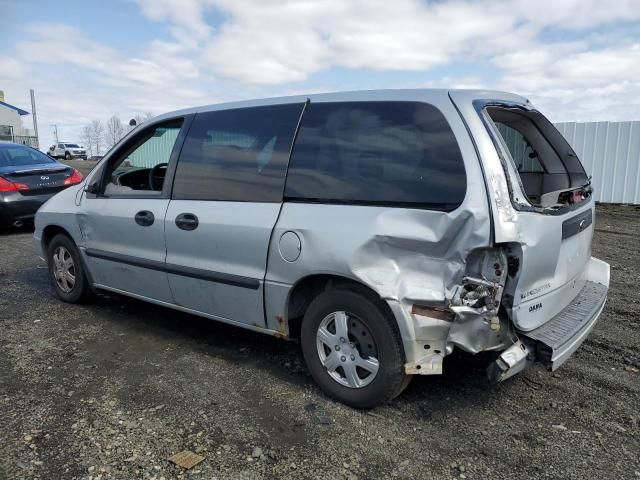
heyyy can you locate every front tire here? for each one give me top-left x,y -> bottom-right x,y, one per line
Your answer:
64,151 -> 71,160
47,234 -> 91,303
301,289 -> 407,408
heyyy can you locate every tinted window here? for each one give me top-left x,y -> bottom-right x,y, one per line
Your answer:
0,145 -> 55,167
285,102 -> 466,209
173,103 -> 303,202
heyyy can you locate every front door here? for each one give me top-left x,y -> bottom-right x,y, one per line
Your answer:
164,103 -> 304,326
79,117 -> 188,303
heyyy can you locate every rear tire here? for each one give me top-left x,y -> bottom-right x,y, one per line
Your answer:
301,289 -> 407,408
64,151 -> 71,160
47,234 -> 92,303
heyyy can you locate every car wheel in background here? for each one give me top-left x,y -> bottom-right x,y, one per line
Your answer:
65,151 -> 71,160
301,289 -> 408,408
47,234 -> 92,303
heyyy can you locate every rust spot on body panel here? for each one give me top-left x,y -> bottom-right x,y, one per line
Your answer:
411,304 -> 454,321
274,314 -> 288,339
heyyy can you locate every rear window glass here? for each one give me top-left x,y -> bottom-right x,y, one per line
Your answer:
487,106 -> 589,208
285,101 -> 466,209
173,103 -> 303,202
0,145 -> 55,167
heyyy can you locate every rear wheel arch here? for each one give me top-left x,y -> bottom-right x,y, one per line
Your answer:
286,274 -> 401,344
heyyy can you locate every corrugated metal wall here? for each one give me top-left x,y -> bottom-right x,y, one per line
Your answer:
556,121 -> 640,204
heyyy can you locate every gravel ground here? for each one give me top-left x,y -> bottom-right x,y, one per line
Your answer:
0,204 -> 638,480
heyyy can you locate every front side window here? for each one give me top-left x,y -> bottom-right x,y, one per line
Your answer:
172,103 -> 303,202
102,120 -> 183,196
285,101 -> 466,210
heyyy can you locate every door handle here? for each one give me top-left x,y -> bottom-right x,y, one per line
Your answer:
134,210 -> 154,226
175,213 -> 199,231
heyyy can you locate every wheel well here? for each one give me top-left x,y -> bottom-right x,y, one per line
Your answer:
286,274 -> 396,339
42,225 -> 72,252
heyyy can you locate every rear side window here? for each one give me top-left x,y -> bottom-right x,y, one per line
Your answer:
173,103 -> 304,202
285,101 -> 466,209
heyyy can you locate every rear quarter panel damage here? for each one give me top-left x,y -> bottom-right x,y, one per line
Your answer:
265,93 -> 494,373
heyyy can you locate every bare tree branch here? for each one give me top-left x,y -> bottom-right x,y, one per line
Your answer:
90,120 -> 105,156
81,125 -> 94,157
105,115 -> 125,150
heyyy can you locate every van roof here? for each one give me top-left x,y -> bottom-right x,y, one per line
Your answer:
154,88 -> 529,122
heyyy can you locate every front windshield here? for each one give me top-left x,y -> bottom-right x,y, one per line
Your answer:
65,143 -> 81,148
0,145 -> 56,167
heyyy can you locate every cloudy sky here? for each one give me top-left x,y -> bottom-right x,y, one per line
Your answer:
1,0 -> 639,150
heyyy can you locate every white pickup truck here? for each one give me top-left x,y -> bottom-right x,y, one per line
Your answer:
48,143 -> 87,160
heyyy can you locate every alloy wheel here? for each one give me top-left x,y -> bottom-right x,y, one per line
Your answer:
316,311 -> 380,388
52,246 -> 75,293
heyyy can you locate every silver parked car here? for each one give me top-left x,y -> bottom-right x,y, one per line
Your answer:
34,90 -> 609,408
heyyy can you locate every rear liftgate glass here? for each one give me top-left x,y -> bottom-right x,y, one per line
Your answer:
484,106 -> 591,210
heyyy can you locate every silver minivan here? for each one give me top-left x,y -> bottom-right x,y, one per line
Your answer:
34,89 -> 610,408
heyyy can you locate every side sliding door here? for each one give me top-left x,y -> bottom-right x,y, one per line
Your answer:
164,102 -> 305,327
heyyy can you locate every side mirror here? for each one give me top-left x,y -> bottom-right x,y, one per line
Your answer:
84,181 -> 100,195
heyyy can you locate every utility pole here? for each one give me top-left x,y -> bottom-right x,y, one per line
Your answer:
52,124 -> 59,143
30,89 -> 39,149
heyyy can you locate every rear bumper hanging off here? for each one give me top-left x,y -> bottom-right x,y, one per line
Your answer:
489,278 -> 608,382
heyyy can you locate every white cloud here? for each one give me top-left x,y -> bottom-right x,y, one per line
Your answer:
195,0 -> 520,84
135,0 -> 214,40
0,55 -> 26,80
131,0 -> 640,87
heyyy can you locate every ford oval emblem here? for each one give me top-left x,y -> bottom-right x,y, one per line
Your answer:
41,175 -> 50,180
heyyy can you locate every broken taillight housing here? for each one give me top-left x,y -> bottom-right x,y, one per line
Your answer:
64,169 -> 83,186
0,176 -> 29,192
558,187 -> 589,205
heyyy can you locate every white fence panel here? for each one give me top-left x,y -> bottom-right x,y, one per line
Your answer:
556,121 -> 640,204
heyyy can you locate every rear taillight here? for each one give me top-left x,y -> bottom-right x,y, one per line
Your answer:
64,169 -> 83,186
0,176 -> 29,192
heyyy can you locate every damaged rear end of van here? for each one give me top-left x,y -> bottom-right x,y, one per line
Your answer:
447,90 -> 609,381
